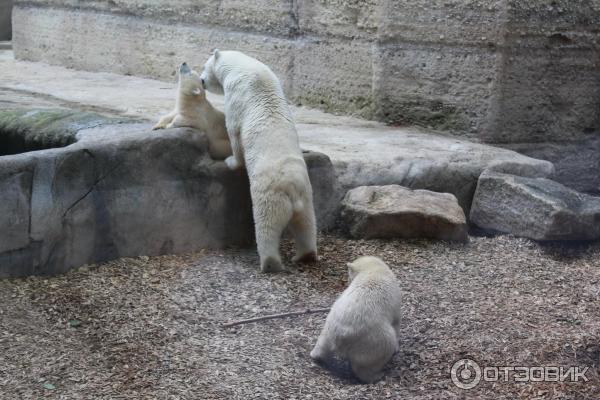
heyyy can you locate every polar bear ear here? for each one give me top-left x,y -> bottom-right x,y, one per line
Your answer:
212,48 -> 221,59
347,262 -> 358,281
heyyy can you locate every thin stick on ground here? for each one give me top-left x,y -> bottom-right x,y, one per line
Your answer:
222,308 -> 330,328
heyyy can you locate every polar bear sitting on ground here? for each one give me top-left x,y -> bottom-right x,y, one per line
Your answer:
310,256 -> 402,383
153,62 -> 232,160
200,50 -> 317,272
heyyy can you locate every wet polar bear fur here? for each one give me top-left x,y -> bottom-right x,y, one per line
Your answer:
200,50 -> 317,272
310,256 -> 402,383
153,62 -> 232,160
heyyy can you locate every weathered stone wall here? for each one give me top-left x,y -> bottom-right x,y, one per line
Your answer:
10,1 -> 600,147
0,0 -> 11,40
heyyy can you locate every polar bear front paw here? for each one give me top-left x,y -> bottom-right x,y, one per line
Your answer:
260,256 -> 285,273
293,251 -> 318,264
225,156 -> 242,170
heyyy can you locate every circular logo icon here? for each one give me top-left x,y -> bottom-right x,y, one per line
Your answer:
451,358 -> 482,390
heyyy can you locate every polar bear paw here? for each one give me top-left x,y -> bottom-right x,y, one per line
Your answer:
292,251 -> 318,264
224,156 -> 242,170
260,256 -> 285,273
310,346 -> 325,363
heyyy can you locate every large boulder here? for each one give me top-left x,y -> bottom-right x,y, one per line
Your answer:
0,122 -> 254,278
470,171 -> 600,241
0,109 -> 339,277
341,185 -> 468,242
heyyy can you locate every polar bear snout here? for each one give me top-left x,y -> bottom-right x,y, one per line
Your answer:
179,62 -> 191,75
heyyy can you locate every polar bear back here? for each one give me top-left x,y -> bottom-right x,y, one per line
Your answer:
215,51 -> 303,173
332,271 -> 401,326
324,266 -> 402,355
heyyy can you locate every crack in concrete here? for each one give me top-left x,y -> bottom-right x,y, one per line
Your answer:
61,160 -> 125,219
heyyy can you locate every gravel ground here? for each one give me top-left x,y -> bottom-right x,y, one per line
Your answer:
1,234 -> 599,399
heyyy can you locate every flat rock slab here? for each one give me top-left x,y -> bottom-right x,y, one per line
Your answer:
470,172 -> 600,241
0,108 -> 338,277
341,185 -> 468,242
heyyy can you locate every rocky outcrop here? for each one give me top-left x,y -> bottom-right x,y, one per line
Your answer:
0,122 -> 252,277
341,185 -> 468,242
0,77 -> 556,218
0,109 -> 338,277
470,171 -> 600,241
298,125 -> 555,213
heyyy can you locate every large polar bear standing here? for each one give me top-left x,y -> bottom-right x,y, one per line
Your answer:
310,256 -> 402,383
200,50 -> 317,272
153,62 -> 232,160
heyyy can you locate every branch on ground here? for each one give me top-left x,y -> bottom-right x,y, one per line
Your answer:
222,308 -> 330,328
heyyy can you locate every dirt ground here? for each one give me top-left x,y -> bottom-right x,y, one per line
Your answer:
1,233 -> 599,399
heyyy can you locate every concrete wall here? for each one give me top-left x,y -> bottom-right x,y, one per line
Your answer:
0,0 -> 11,40
10,1 -> 600,146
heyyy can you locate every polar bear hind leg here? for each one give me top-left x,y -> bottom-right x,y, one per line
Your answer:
289,200 -> 318,263
310,333 -> 335,364
348,324 -> 397,383
252,190 -> 293,273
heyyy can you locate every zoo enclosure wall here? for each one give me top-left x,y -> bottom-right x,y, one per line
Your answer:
9,0 -> 600,147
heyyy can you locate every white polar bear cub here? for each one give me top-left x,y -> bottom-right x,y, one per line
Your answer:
200,50 -> 317,272
310,256 -> 402,383
153,62 -> 232,160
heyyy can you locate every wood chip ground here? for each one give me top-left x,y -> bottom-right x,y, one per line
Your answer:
1,234 -> 599,399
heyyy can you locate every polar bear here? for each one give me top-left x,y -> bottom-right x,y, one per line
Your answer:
310,256 -> 402,383
153,62 -> 232,160
200,50 -> 317,272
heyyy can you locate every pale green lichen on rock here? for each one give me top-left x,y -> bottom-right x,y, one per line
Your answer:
295,91 -> 468,130
295,93 -> 376,120
0,108 -> 132,155
377,97 -> 469,132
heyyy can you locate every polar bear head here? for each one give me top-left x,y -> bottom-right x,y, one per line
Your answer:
178,62 -> 206,98
199,49 -> 224,95
347,256 -> 391,282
